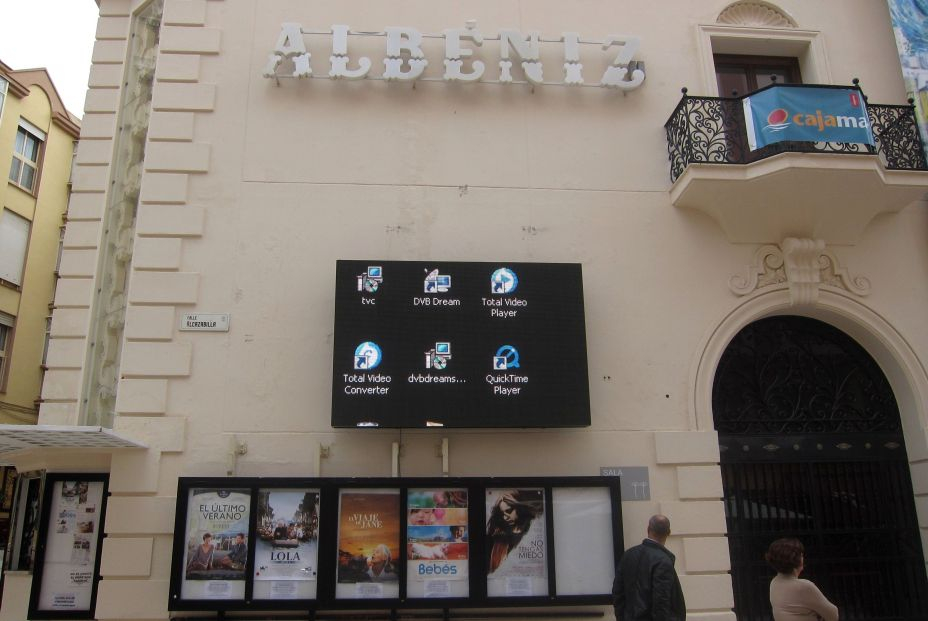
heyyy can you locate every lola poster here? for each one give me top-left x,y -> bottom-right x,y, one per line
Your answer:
253,489 -> 320,600
406,488 -> 469,599
181,488 -> 250,600
336,489 -> 400,599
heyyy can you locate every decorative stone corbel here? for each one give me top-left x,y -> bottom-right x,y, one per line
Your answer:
730,238 -> 870,306
781,237 -> 824,306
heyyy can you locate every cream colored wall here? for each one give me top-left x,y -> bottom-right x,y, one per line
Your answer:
0,79 -> 74,422
23,1 -> 928,620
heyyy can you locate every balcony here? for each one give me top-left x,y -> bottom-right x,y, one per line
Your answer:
665,83 -> 928,244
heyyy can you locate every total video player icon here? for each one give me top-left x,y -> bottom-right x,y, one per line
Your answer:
354,341 -> 382,370
357,266 -> 383,293
490,268 -> 518,294
425,342 -> 452,370
493,345 -> 520,369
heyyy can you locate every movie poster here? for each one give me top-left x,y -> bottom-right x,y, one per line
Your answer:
406,488 -> 469,599
181,488 -> 251,600
36,480 -> 105,612
335,489 -> 400,599
485,488 -> 548,597
253,489 -> 320,600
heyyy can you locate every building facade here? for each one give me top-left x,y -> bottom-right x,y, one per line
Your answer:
1,1 -> 928,620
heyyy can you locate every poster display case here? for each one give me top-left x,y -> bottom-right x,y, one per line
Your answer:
169,476 -> 621,612
28,473 -> 108,620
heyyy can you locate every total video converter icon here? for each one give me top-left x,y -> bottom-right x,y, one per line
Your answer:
490,268 -> 518,294
354,341 -> 382,370
425,342 -> 452,370
493,345 -> 520,370
357,266 -> 383,293
424,269 -> 451,293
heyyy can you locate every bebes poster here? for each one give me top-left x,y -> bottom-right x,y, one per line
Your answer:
406,488 -> 469,599
181,488 -> 251,600
36,480 -> 104,612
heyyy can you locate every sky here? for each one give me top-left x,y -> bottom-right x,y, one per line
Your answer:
0,1 -> 100,117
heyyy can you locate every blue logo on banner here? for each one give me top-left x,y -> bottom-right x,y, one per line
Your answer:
743,86 -> 874,151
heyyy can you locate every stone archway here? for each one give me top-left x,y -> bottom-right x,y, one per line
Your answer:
693,288 -> 928,620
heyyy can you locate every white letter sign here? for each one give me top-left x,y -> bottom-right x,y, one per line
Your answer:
330,25 -> 371,79
383,27 -> 428,81
263,21 -> 647,92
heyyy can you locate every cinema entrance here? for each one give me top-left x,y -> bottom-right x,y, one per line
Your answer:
712,315 -> 928,621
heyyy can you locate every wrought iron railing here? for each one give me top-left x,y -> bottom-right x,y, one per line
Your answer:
665,82 -> 928,182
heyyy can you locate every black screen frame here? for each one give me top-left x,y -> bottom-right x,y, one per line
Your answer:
331,260 -> 591,429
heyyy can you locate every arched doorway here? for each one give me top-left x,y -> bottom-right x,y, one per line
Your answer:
713,315 -> 928,620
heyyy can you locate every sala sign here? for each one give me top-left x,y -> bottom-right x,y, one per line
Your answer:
263,21 -> 645,90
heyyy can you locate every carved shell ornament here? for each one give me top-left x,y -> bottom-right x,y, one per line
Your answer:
717,1 -> 798,28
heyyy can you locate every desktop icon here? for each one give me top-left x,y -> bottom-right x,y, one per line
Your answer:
490,268 -> 518,294
424,268 -> 451,293
354,341 -> 382,370
493,345 -> 520,369
357,266 -> 383,293
425,342 -> 452,370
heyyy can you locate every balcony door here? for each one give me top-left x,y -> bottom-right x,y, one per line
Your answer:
714,54 -> 801,97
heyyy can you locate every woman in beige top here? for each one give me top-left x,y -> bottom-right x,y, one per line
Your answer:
766,538 -> 839,621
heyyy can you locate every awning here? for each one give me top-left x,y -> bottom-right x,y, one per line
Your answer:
0,425 -> 146,466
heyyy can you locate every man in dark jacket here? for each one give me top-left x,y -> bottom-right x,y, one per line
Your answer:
613,515 -> 686,621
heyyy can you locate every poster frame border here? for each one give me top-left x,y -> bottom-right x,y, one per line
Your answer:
27,472 -> 110,621
169,476 -> 622,612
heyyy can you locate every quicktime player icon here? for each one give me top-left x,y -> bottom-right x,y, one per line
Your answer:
493,345 -> 520,369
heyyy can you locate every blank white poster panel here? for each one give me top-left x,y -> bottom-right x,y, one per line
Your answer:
552,487 -> 615,595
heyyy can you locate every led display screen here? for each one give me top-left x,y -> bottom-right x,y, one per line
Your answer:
331,260 -> 590,428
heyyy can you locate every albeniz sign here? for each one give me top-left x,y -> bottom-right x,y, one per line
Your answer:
263,21 -> 646,90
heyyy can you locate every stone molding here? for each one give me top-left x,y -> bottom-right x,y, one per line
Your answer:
729,238 -> 870,306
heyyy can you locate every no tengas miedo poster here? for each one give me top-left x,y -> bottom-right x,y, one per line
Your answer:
36,480 -> 104,612
253,489 -> 320,601
485,488 -> 548,598
182,488 -> 251,601
407,489 -> 469,599
336,489 -> 400,600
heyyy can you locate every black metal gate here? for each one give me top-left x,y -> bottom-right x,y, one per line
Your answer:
713,316 -> 928,621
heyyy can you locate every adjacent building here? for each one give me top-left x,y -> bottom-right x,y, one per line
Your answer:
0,62 -> 78,425
1,1 -> 928,620
0,60 -> 79,564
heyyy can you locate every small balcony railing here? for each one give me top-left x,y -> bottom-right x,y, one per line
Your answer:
665,81 -> 928,182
